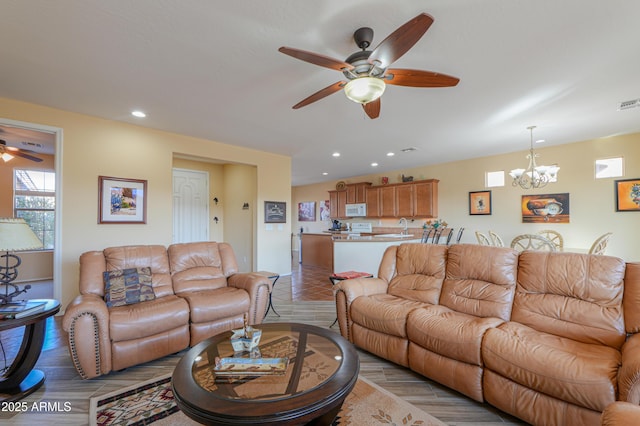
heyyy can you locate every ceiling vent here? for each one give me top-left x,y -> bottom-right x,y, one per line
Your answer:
618,98 -> 640,111
401,147 -> 418,153
21,141 -> 44,148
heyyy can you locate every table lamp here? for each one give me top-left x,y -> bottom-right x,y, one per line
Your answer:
0,218 -> 43,305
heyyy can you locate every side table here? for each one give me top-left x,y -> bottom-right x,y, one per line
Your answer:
255,271 -> 280,319
0,299 -> 60,402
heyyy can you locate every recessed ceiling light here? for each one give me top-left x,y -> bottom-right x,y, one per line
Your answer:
371,162 -> 378,167
332,152 -> 340,157
131,110 -> 146,118
535,139 -> 545,144
322,172 -> 328,175
387,152 -> 395,157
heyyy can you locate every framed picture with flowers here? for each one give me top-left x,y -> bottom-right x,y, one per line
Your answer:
614,178 -> 640,212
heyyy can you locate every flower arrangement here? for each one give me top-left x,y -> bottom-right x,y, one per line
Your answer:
423,219 -> 447,229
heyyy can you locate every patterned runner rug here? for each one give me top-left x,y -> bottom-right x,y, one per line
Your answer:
89,373 -> 447,425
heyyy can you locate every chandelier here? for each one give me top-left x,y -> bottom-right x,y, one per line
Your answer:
509,126 -> 559,189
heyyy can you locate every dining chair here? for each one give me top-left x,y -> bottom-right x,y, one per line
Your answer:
455,228 -> 465,244
588,232 -> 613,255
489,231 -> 505,247
475,231 -> 492,246
537,230 -> 564,251
510,234 -> 556,252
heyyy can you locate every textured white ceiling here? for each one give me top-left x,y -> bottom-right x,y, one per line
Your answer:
1,1 -> 639,185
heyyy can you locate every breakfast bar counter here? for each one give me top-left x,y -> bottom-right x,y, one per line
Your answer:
332,234 -> 420,274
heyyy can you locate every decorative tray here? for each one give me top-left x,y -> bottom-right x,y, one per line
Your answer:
213,357 -> 289,376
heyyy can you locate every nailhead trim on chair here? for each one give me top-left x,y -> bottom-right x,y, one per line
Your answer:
334,288 -> 352,342
68,312 -> 101,379
252,283 -> 270,322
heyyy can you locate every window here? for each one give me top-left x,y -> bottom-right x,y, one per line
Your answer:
14,169 -> 55,249
595,157 -> 624,179
486,171 -> 505,187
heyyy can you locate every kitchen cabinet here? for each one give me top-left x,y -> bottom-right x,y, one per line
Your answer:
365,186 -> 381,217
380,186 -> 397,217
301,233 -> 333,269
329,182 -> 370,219
395,184 -> 414,217
413,180 -> 438,217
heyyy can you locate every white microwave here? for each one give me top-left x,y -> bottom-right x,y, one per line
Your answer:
345,203 -> 367,217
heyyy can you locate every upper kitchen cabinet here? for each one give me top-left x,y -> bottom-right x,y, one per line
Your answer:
412,179 -> 438,217
329,182 -> 371,218
365,186 -> 381,217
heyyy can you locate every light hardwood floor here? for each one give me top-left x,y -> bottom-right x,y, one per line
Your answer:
0,262 -> 526,425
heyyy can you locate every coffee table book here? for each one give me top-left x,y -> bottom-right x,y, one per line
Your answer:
0,300 -> 47,319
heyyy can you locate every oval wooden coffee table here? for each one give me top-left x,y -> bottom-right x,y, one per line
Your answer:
172,322 -> 359,425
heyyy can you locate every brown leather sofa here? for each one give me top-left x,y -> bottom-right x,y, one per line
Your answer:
62,242 -> 272,379
334,243 -> 640,426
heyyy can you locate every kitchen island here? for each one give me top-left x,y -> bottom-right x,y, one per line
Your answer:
332,234 -> 421,274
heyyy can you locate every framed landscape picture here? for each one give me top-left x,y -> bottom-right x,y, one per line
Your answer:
614,178 -> 640,212
98,176 -> 147,224
264,201 -> 286,223
469,190 -> 491,215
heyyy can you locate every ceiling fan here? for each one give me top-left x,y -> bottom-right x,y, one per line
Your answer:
278,13 -> 460,119
0,140 -> 43,162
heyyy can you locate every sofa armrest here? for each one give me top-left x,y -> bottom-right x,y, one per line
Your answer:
601,401 -> 640,425
619,333 -> 640,403
228,273 -> 272,325
62,294 -> 112,379
334,277 -> 388,342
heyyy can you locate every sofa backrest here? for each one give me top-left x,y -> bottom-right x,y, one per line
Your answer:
440,244 -> 519,321
512,251 -> 626,349
382,243 -> 447,304
624,262 -> 640,334
168,241 -> 239,294
79,245 -> 174,298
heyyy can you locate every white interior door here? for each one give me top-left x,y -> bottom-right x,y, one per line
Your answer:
172,168 -> 209,243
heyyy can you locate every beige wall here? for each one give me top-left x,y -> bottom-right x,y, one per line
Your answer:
0,97 -> 292,310
293,132 -> 640,262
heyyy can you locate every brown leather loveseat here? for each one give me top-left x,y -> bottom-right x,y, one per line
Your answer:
62,242 -> 271,379
334,243 -> 640,425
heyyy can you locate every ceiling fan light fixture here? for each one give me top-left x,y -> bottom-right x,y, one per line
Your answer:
344,77 -> 385,104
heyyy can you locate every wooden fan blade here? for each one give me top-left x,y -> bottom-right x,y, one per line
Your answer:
385,68 -> 460,87
279,47 -> 353,71
292,82 -> 345,109
368,13 -> 434,69
362,98 -> 381,119
6,147 -> 43,162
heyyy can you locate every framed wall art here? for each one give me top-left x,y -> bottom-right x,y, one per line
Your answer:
298,201 -> 316,222
521,193 -> 570,223
614,178 -> 640,212
98,176 -> 147,224
469,190 -> 491,215
265,201 -> 286,223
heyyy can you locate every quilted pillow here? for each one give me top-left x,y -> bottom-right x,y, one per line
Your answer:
103,267 -> 155,307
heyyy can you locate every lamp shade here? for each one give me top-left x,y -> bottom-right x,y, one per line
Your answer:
344,77 -> 386,104
0,218 -> 43,251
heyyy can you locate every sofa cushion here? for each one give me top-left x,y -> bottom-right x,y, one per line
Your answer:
350,294 -> 430,338
440,244 -> 518,321
109,295 -> 190,342
168,242 -> 239,294
482,321 -> 620,412
513,251 -> 626,348
103,245 -> 174,298
103,267 -> 155,307
382,244 -> 446,304
180,287 -> 250,323
408,305 -> 504,366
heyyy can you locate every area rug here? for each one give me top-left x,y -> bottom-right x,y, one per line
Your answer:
90,373 -> 447,425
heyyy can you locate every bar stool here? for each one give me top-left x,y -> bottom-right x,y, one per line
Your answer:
255,271 -> 280,319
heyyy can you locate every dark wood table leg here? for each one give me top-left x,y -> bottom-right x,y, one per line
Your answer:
0,319 -> 47,401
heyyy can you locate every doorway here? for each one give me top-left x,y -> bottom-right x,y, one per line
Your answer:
172,168 -> 210,243
0,118 -> 62,302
